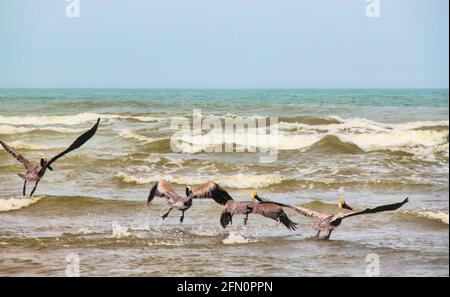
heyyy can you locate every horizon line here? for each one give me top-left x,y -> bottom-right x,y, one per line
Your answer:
0,87 -> 448,90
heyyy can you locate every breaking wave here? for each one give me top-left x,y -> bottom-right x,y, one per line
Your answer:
0,197 -> 43,212
222,233 -> 253,244
170,128 -> 448,160
403,210 -> 449,225
0,125 -> 83,135
0,113 -> 186,126
0,141 -> 62,151
115,171 -> 283,189
111,222 -> 131,238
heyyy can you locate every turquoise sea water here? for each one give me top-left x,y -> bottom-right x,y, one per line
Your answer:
0,89 -> 448,276
0,88 -> 448,120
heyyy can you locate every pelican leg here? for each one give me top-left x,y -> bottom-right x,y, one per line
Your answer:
324,230 -> 333,240
162,208 -> 173,220
243,213 -> 249,225
29,180 -> 41,197
179,210 -> 185,224
22,180 -> 28,196
315,231 -> 321,238
243,206 -> 252,225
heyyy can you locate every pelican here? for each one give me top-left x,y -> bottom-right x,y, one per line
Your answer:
189,187 -> 297,230
147,180 -> 233,223
261,196 -> 409,239
0,118 -> 100,197
148,181 -> 297,230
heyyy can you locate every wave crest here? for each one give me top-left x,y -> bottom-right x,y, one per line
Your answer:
0,197 -> 42,212
0,113 -> 187,126
404,210 -> 449,225
115,171 -> 283,189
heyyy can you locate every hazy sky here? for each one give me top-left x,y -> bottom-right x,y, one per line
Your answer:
0,0 -> 448,88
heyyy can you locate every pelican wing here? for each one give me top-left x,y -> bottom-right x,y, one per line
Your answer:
147,180 -> 183,204
225,201 -> 253,215
288,204 -> 329,220
255,195 -> 327,220
343,197 -> 409,219
190,181 -> 234,205
46,118 -> 100,168
0,140 -> 32,170
253,203 -> 297,230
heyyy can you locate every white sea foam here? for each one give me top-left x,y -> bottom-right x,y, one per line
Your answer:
172,128 -> 448,159
119,130 -> 164,143
0,197 -> 42,212
111,222 -> 131,238
0,113 -> 106,126
0,125 -> 83,135
73,227 -> 95,235
338,130 -> 448,153
0,141 -> 61,151
0,113 -> 186,126
324,116 -> 448,132
222,233 -> 251,244
405,210 -> 449,225
116,171 -> 283,189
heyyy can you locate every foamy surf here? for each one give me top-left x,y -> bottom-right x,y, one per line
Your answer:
119,130 -> 164,143
170,117 -> 448,160
0,141 -> 60,151
0,113 -> 187,126
0,197 -> 42,212
111,223 -> 131,238
222,233 -> 252,244
73,227 -> 95,235
0,124 -> 84,135
404,211 -> 449,225
115,171 -> 283,189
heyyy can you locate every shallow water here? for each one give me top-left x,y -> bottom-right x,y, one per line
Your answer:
0,89 -> 448,276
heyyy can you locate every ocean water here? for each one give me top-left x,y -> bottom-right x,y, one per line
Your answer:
0,89 -> 448,276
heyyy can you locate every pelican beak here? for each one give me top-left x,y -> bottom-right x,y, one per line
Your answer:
342,202 -> 353,210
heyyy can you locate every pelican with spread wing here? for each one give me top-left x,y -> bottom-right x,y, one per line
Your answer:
0,118 -> 100,197
147,180 -> 234,224
190,185 -> 297,230
256,195 -> 409,239
147,180 -> 297,230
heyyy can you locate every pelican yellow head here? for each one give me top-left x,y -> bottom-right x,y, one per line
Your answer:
338,198 -> 353,210
250,191 -> 258,201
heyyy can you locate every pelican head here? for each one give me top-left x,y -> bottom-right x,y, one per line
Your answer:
185,185 -> 192,197
338,199 -> 353,210
250,191 -> 258,201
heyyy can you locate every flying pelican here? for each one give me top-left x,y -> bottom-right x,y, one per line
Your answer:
190,187 -> 297,230
257,195 -> 409,239
0,118 -> 100,197
147,180 -> 233,224
147,181 -> 297,230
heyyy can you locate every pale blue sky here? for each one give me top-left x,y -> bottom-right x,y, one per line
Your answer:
0,0 -> 448,88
